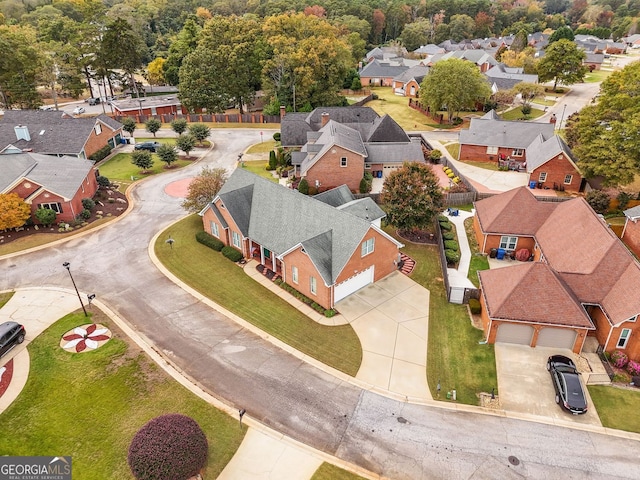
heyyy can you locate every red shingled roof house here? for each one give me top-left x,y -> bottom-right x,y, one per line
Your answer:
473,187 -> 640,361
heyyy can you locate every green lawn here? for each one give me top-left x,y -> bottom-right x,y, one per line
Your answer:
445,142 -> 460,160
0,309 -> 245,479
312,463 -> 367,480
588,385 -> 640,433
584,69 -> 612,83
384,226 -> 497,405
531,98 -> 555,106
246,139 -> 277,154
99,153 -> 191,191
241,161 -> 278,182
500,106 -> 545,121
464,217 -> 489,287
365,87 -> 440,131
461,159 -> 500,171
154,215 -> 362,376
0,291 -> 14,308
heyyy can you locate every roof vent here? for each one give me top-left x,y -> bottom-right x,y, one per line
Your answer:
14,125 -> 30,141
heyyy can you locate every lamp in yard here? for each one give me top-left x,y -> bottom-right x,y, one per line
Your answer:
558,104 -> 567,131
166,237 -> 175,249
87,293 -> 96,305
63,262 -> 88,317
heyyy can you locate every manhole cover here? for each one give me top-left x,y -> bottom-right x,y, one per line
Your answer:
508,456 -> 520,466
397,417 -> 408,424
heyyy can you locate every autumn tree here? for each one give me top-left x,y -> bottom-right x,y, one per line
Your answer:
537,39 -> 586,91
474,12 -> 495,38
420,58 -> 492,123
370,9 -> 385,45
512,82 -> 544,109
380,162 -> 443,232
181,167 -> 228,213
0,193 -> 31,230
146,58 -> 165,86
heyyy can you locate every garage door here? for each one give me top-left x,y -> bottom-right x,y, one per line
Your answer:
536,328 -> 577,349
496,323 -> 534,345
334,266 -> 374,302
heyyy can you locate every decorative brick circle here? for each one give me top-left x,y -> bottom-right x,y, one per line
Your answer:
0,359 -> 14,398
164,178 -> 193,198
60,324 -> 112,353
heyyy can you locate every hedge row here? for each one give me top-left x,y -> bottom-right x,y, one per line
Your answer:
274,278 -> 336,318
195,231 -> 224,251
222,246 -> 243,262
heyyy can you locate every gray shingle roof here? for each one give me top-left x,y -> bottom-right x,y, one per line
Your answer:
526,135 -> 578,172
392,65 -> 430,83
359,59 -> 408,78
211,169 -> 399,285
313,185 -> 355,207
313,186 -> 386,222
624,205 -> 640,219
299,120 -> 367,174
0,154 -> 36,192
366,115 -> 411,143
485,64 -> 538,83
459,116 -> 555,149
364,141 -> 424,164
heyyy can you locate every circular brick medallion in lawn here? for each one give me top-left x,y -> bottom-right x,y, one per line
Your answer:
60,324 -> 112,353
0,360 -> 14,398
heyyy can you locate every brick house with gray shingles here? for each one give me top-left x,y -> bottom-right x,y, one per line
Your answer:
622,205 -> 640,258
0,110 -> 122,159
474,187 -> 640,361
200,168 -> 403,309
1,152 -> 98,224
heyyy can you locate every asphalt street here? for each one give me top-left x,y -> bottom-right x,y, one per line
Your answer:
3,129 -> 640,479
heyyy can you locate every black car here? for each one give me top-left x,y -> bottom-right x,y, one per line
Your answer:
134,141 -> 162,152
0,321 -> 26,358
547,355 -> 588,415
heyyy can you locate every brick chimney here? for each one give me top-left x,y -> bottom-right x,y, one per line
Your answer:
321,112 -> 330,127
14,125 -> 30,141
280,105 -> 286,118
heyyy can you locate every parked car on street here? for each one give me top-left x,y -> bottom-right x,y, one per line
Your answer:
134,141 -> 162,152
546,355 -> 588,415
72,106 -> 86,115
0,321 -> 26,358
86,97 -> 101,105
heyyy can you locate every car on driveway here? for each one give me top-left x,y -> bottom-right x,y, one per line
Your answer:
0,321 -> 26,358
72,106 -> 86,115
134,141 -> 162,152
547,355 -> 588,415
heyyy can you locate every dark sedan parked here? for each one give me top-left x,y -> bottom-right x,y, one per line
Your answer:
547,355 -> 588,415
134,141 -> 162,152
0,321 -> 26,359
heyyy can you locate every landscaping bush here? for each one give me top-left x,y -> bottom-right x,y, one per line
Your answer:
445,248 -> 460,264
611,350 -> 629,369
97,175 -> 111,188
627,360 -> 640,377
81,198 -> 95,211
444,240 -> 459,251
617,191 -> 632,210
429,150 -> 442,164
89,145 -> 112,162
195,231 -> 224,251
437,215 -> 448,223
468,298 -> 481,314
80,209 -> 91,220
268,150 -> 277,170
442,232 -> 455,240
447,171 -> 455,178
128,414 -> 208,480
35,207 -> 56,226
297,178 -> 309,195
586,190 -> 610,215
439,221 -> 452,231
221,246 -> 243,262
273,132 -> 281,142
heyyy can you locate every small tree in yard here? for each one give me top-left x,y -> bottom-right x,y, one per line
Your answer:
156,144 -> 178,167
175,134 -> 196,158
145,118 -> 161,137
131,150 -> 154,172
586,190 -> 610,215
128,414 -> 208,480
297,178 -> 309,195
380,162 -> 444,232
0,193 -> 31,230
170,118 -> 188,135
181,166 -> 228,213
35,207 -> 56,226
121,117 -> 137,137
189,123 -> 210,145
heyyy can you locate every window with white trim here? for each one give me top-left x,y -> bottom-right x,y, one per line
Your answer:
499,235 -> 517,250
486,146 -> 498,154
232,231 -> 241,248
539,172 -> 547,182
617,328 -> 631,348
292,266 -> 299,284
39,202 -> 62,213
310,276 -> 317,295
512,148 -> 524,157
564,174 -> 573,184
210,221 -> 219,238
361,238 -> 375,256
340,157 -> 347,167
94,124 -> 102,135
364,163 -> 371,169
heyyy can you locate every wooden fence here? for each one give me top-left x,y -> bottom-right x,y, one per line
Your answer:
115,112 -> 281,125
408,98 -> 445,124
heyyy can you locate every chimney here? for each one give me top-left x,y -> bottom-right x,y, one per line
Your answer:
280,105 -> 286,118
15,125 -> 30,141
321,112 -> 330,127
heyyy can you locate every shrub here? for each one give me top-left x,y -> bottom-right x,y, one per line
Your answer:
268,150 -> 277,170
437,215 -> 448,222
521,104 -> 532,116
80,209 -> 91,219
586,190 -> 610,215
627,360 -> 640,376
429,150 -> 442,163
447,171 -> 455,178
297,178 -> 309,195
445,248 -> 460,264
442,232 -> 455,240
222,246 -> 243,262
324,309 -> 335,318
444,239 -> 459,251
89,145 -> 112,162
272,132 -> 281,142
195,231 -> 224,251
468,298 -> 481,314
617,191 -> 631,210
611,350 -> 629,369
82,198 -> 95,210
128,414 -> 208,480
97,175 -> 111,188
452,176 -> 460,183
35,207 -> 56,226
439,221 -> 452,231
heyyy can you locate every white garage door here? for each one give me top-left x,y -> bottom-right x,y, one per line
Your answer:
536,328 -> 577,349
496,323 -> 534,345
334,266 -> 374,302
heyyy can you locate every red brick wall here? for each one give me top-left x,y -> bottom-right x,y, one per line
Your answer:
460,144 -> 526,163
360,77 -> 394,87
26,170 -> 97,223
335,229 -> 399,284
529,155 -> 581,193
283,247 -> 332,309
83,122 -> 122,158
606,320 -> 640,362
304,146 -> 364,192
481,233 -> 536,255
405,80 -> 420,97
622,219 -> 640,258
9,179 -> 41,199
201,199 -> 246,251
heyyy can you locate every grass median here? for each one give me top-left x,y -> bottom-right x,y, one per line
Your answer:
154,214 -> 362,376
588,385 -> 640,433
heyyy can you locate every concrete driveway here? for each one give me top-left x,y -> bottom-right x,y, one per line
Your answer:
495,344 -> 601,426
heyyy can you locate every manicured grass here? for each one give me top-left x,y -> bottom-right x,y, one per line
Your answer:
154,215 -> 362,376
99,153 -> 192,189
584,69 -> 612,83
246,139 -> 277,154
312,463 -> 367,480
606,216 -> 626,226
445,142 -> 460,159
588,385 -> 640,433
241,161 -> 278,182
531,98 -> 555,106
0,309 -> 246,479
500,106 -> 545,121
464,217 -> 489,287
384,226 -> 497,405
365,87 -> 438,131
133,137 -> 175,144
461,160 -> 500,171
0,291 -> 14,308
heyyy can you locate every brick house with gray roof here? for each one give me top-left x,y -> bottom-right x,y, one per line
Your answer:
200,168 -> 403,308
474,187 -> 640,361
622,205 -> 640,258
392,65 -> 430,97
0,110 -> 122,160
1,152 -> 98,224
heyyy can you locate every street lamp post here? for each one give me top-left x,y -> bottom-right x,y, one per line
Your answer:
63,262 -> 88,317
558,104 -> 567,131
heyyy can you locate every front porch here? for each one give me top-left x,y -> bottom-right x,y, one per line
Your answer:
249,241 -> 282,277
